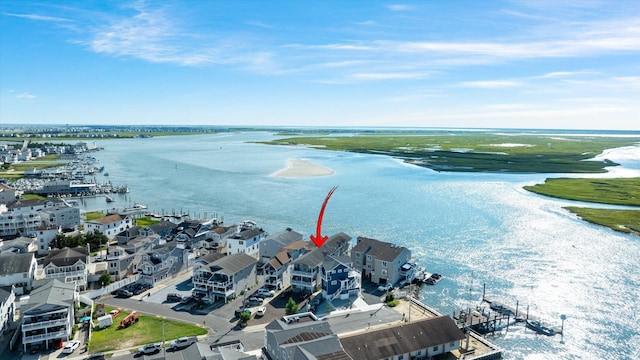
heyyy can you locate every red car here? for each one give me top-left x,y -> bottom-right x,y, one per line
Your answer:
109,309 -> 121,318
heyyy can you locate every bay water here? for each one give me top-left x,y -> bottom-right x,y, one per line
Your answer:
85,132 -> 640,360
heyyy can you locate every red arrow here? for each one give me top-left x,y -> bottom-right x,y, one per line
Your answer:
310,186 -> 338,248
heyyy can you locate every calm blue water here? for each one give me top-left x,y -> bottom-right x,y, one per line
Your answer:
86,132 -> 640,360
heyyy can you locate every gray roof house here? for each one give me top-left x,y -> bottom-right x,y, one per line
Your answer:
258,228 -> 303,264
290,233 -> 351,294
21,279 -> 77,352
264,319 -> 352,360
42,246 -> 89,290
339,315 -> 465,360
0,252 -> 38,295
351,236 -> 411,285
192,253 -> 257,303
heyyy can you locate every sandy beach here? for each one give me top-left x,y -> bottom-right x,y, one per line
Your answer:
271,159 -> 335,178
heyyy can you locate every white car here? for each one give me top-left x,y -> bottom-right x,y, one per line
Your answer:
378,283 -> 393,292
62,340 -> 81,354
256,306 -> 267,317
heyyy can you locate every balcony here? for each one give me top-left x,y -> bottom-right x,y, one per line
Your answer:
291,269 -> 317,278
24,329 -> 68,343
22,318 -> 69,332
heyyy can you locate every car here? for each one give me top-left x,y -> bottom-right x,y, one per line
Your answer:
256,288 -> 275,297
310,297 -> 321,306
62,340 -> 81,354
166,293 -> 183,302
256,307 -> 266,317
28,344 -> 41,354
109,309 -> 120,317
137,343 -> 161,355
378,283 -> 393,292
116,289 -> 132,298
84,354 -> 106,360
169,337 -> 197,351
245,296 -> 263,305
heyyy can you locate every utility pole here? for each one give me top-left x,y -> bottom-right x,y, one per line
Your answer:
407,281 -> 412,323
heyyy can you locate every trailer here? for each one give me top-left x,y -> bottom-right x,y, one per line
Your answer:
96,315 -> 113,329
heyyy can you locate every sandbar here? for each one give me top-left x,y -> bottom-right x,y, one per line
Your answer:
271,159 -> 335,178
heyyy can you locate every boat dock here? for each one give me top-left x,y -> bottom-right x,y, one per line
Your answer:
455,284 -> 564,336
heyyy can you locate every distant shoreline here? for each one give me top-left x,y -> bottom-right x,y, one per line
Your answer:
270,159 -> 335,178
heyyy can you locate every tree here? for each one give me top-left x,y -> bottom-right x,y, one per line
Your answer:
98,273 -> 112,287
239,311 -> 251,326
285,297 -> 299,315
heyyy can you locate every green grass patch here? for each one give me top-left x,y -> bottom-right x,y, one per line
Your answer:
89,309 -> 207,353
263,132 -> 640,173
524,178 -> 640,206
86,211 -> 106,221
135,217 -> 160,227
21,194 -> 48,201
565,207 -> 640,235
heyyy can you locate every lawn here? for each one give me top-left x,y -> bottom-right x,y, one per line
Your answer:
89,309 -> 207,353
85,211 -> 105,221
135,217 -> 161,227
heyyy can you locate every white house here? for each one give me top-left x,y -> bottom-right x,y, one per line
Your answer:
226,221 -> 266,259
35,225 -> 62,256
85,213 -> 133,239
0,253 -> 38,295
0,285 -> 16,335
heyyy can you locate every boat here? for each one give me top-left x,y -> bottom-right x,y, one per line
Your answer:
526,319 -> 556,336
423,273 -> 443,285
105,195 -> 115,203
124,203 -> 148,212
104,172 -> 109,176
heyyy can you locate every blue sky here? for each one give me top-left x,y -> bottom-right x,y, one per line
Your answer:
1,1 -> 639,130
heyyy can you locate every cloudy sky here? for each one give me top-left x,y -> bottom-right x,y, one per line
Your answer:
1,0 -> 639,130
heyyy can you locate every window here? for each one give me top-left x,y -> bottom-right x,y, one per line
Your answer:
433,346 -> 439,351
356,253 -> 360,258
331,280 -> 337,285
382,261 -> 387,267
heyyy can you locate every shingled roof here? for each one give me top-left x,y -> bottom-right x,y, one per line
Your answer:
21,279 -> 76,314
352,237 -> 409,262
210,253 -> 256,275
339,316 -> 465,359
42,247 -> 88,267
0,252 -> 34,275
90,213 -> 126,225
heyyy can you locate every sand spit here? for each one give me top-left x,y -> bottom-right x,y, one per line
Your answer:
271,159 -> 335,178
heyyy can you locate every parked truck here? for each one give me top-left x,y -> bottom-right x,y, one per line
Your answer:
96,314 -> 113,329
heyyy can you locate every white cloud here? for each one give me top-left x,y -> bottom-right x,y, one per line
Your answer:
352,72 -> 428,80
5,13 -> 70,22
16,92 -> 36,99
386,4 -> 413,11
457,81 -> 522,89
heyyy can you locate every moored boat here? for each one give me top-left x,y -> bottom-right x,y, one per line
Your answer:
526,319 -> 555,336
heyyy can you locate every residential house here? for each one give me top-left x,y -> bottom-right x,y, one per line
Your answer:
138,220 -> 177,238
35,225 -> 61,256
41,247 -> 89,291
258,228 -> 303,264
351,237 -> 412,285
170,219 -> 217,245
226,220 -> 267,259
321,255 -> 361,301
264,318 -> 352,360
84,213 -> 132,240
139,244 -> 182,284
0,252 -> 38,295
0,285 -> 16,335
263,240 -> 308,292
0,183 -> 18,205
290,233 -> 351,294
105,244 -> 140,281
21,279 -> 78,352
339,316 -> 465,360
0,208 -> 42,237
0,235 -> 38,254
115,225 -> 141,245
194,225 -> 237,253
8,198 -> 80,232
192,253 -> 257,303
